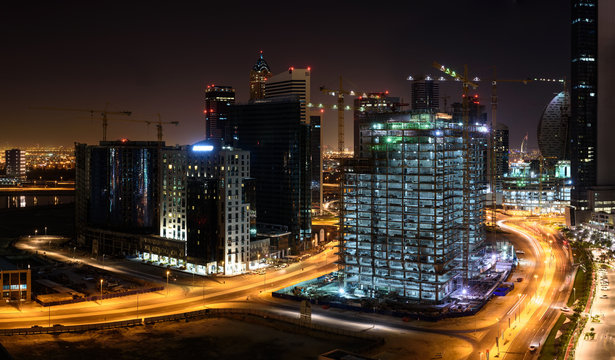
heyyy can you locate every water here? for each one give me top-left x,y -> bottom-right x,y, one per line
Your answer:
0,195 -> 74,209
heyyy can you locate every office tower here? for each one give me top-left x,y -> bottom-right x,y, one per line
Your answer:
569,0 -> 598,209
205,85 -> 236,143
538,92 -> 570,166
451,95 -> 488,126
231,98 -> 312,250
4,149 -> 26,179
494,123 -> 510,190
353,92 -> 404,156
86,141 -> 161,234
265,67 -> 311,124
598,0 -> 615,186
187,141 -> 251,275
249,51 -> 272,101
411,76 -> 439,111
310,114 -> 323,210
340,111 -> 487,302
159,147 -> 187,242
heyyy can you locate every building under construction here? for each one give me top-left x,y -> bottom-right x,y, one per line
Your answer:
339,111 -> 488,302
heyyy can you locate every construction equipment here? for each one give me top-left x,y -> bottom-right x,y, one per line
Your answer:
319,76 -> 365,152
106,114 -> 179,142
433,61 -> 478,286
30,104 -> 132,141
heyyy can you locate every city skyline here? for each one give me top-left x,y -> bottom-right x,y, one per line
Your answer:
1,1 -> 568,149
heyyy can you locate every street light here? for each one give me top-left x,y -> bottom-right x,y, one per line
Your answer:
44,226 -> 47,235
166,270 -> 170,296
573,287 -> 576,303
100,279 -> 103,303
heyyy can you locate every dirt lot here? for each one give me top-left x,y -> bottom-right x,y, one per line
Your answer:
1,317 -> 366,360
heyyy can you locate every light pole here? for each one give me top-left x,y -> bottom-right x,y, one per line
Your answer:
35,229 -> 38,236
48,305 -> 51,327
166,270 -> 170,296
44,226 -> 47,235
102,254 -> 105,270
496,317 -> 501,356
573,287 -> 576,303
136,293 -> 139,320
99,279 -> 103,304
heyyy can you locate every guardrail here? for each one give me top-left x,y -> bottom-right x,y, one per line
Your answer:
0,307 -> 384,345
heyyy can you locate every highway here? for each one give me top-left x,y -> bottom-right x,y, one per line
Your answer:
488,217 -> 573,360
3,215 -> 574,360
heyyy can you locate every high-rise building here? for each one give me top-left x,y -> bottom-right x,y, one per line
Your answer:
569,0 -> 598,210
310,114 -> 323,210
159,147 -> 187,243
494,123 -> 510,190
4,149 -> 26,179
411,76 -> 439,111
597,0 -> 615,186
538,91 -> 570,165
340,111 -> 487,302
265,67 -> 311,124
187,141 -> 251,275
205,85 -> 236,143
451,95 -> 488,126
231,98 -> 312,250
353,92 -> 404,156
249,51 -> 272,102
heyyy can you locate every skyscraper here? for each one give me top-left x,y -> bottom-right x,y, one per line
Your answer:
411,76 -> 439,111
494,123 -> 510,190
340,111 -> 487,302
597,0 -> 615,186
231,98 -> 312,250
569,0 -> 598,209
249,51 -> 272,102
537,91 -> 570,165
187,141 -> 251,275
310,114 -> 323,210
4,149 -> 26,179
265,67 -> 311,124
205,85 -> 236,143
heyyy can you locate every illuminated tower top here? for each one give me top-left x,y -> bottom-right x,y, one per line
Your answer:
249,51 -> 272,101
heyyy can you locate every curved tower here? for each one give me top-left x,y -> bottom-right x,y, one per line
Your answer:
537,91 -> 570,164
249,51 -> 272,101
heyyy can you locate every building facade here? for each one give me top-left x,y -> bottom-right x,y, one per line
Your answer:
249,51 -> 272,102
494,123 -> 510,191
538,91 -> 570,165
411,77 -> 439,111
4,149 -> 26,179
340,111 -> 487,302
231,98 -> 312,251
569,0 -> 598,210
205,85 -> 236,143
187,142 -> 251,275
353,92 -> 404,156
265,67 -> 311,124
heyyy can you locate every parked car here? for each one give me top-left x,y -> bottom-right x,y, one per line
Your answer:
516,277 -> 523,282
561,306 -> 571,312
600,294 -> 608,299
529,344 -> 539,352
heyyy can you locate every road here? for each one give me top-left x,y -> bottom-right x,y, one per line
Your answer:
4,215 -> 574,360
486,217 -> 573,360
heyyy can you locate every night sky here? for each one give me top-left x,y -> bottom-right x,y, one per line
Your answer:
0,1 -> 569,150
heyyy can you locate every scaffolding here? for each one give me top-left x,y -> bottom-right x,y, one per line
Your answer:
339,111 -> 487,302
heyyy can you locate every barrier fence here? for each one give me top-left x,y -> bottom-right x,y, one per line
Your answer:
0,307 -> 384,345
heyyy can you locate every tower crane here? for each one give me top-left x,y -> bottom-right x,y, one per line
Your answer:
319,76 -> 366,152
29,104 -> 132,141
107,114 -> 179,142
433,61 -> 478,286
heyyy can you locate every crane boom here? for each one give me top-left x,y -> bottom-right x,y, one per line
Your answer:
30,105 -> 132,141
